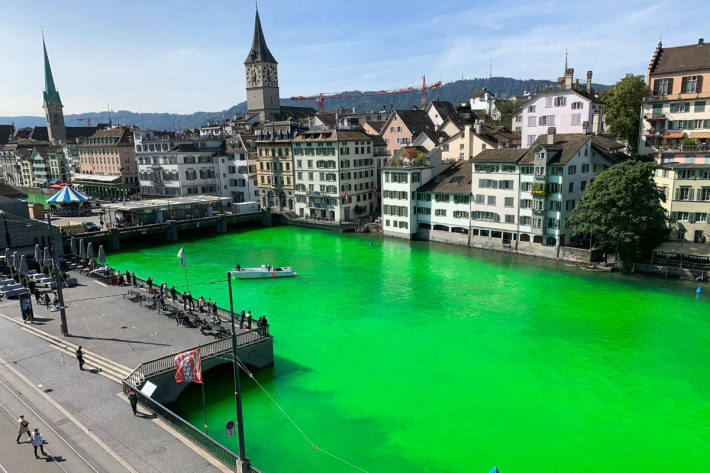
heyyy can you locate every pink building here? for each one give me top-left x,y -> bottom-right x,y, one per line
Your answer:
380,110 -> 435,156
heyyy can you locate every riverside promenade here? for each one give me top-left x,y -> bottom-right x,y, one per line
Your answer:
0,272 -> 264,473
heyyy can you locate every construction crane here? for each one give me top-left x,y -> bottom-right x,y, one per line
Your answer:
76,118 -> 93,127
291,76 -> 442,113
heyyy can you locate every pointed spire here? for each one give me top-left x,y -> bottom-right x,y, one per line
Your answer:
564,49 -> 568,76
42,34 -> 62,107
244,9 -> 277,64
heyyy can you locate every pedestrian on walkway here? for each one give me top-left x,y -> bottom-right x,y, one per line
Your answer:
239,310 -> 245,329
212,301 -> 218,318
246,310 -> 252,329
146,277 -> 153,292
132,273 -> 137,287
198,296 -> 205,313
31,428 -> 47,458
182,291 -> 187,310
16,415 -> 31,443
187,292 -> 195,310
170,285 -> 177,303
76,346 -> 85,370
128,389 -> 139,416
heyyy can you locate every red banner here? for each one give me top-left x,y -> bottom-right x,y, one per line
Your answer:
174,348 -> 202,384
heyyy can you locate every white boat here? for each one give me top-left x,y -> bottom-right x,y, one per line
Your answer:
232,266 -> 297,279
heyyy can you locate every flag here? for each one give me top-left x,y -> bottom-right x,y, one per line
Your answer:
174,348 -> 202,384
177,247 -> 185,268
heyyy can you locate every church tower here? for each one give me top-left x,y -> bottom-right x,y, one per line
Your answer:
42,36 -> 66,143
244,10 -> 280,122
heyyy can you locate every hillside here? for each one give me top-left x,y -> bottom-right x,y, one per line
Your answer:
1,76 -> 609,131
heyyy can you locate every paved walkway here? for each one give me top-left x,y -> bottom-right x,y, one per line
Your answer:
0,272 -> 257,473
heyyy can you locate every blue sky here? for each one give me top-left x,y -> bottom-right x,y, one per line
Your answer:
0,0 -> 707,116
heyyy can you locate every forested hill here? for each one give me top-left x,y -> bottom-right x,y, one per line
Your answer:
1,76 -> 609,131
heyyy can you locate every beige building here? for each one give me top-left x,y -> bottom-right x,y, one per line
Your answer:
76,126 -> 137,198
439,122 -> 519,162
255,124 -> 296,211
655,163 -> 710,243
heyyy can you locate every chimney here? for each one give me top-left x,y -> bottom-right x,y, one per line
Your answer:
474,121 -> 482,134
564,68 -> 574,89
586,71 -> 593,95
547,127 -> 556,145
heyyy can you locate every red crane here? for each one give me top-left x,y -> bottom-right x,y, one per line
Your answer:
291,75 -> 442,113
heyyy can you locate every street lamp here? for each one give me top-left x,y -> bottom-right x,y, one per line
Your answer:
226,270 -> 250,471
46,213 -> 68,336
0,210 -> 10,248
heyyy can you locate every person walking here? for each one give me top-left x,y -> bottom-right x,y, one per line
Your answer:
16,415 -> 31,443
170,285 -> 177,303
212,301 -> 218,318
239,310 -> 245,329
31,428 -> 47,458
76,346 -> 85,370
246,310 -> 252,329
132,272 -> 137,287
146,277 -> 153,292
182,291 -> 188,310
198,296 -> 205,313
128,389 -> 139,416
187,292 -> 195,311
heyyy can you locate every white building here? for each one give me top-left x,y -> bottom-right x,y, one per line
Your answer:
520,69 -> 603,147
469,89 -> 500,120
134,130 -> 222,198
415,161 -> 473,234
292,129 -> 376,221
221,134 -> 257,202
381,148 -> 447,238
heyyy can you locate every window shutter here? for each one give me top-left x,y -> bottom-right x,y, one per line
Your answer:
697,75 -> 703,93
681,77 -> 688,93
667,78 -> 674,94
689,188 -> 694,201
675,188 -> 681,200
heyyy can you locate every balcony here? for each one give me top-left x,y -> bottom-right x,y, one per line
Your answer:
644,128 -> 666,136
644,113 -> 666,121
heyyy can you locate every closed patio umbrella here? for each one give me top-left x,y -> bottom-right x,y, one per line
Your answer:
70,236 -> 76,255
5,247 -> 11,265
43,248 -> 51,268
12,251 -> 19,270
98,245 -> 106,266
19,255 -> 28,275
34,244 -> 41,264
79,239 -> 85,260
86,242 -> 94,263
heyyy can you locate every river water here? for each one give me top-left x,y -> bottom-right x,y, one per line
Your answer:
106,226 -> 710,473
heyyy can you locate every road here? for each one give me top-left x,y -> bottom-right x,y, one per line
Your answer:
0,357 -> 131,473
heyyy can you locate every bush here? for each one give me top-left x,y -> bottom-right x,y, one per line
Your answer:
680,138 -> 698,150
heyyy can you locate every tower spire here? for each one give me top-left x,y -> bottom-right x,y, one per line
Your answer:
42,34 -> 62,107
244,9 -> 277,64
564,49 -> 568,75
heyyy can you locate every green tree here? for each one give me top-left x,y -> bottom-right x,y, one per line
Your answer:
600,74 -> 649,156
488,98 -> 516,129
566,160 -> 668,270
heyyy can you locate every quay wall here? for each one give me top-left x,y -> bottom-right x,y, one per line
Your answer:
632,263 -> 708,281
413,228 -> 591,264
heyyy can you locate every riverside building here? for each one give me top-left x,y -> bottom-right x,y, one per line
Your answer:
292,129 -> 376,221
255,122 -> 297,211
75,127 -> 138,198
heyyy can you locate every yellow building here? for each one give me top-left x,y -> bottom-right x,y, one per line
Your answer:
655,163 -> 710,242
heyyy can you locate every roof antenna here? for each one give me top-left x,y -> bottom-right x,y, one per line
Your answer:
489,57 -> 492,80
107,105 -> 112,126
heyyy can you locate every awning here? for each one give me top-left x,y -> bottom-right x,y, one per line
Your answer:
663,132 -> 686,139
689,131 -> 710,139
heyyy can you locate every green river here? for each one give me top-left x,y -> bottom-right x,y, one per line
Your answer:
106,226 -> 710,473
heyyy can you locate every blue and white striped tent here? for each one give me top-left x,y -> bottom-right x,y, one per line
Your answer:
47,186 -> 90,204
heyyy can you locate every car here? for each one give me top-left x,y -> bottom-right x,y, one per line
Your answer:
83,222 -> 101,232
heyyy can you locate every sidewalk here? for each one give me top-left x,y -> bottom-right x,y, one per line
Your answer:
0,272 -> 251,473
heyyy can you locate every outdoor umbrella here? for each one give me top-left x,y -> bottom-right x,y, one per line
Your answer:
34,244 -> 41,264
4,247 -> 11,266
12,251 -> 19,270
44,248 -> 51,268
79,239 -> 85,260
47,186 -> 90,204
86,242 -> 94,263
19,255 -> 28,275
70,236 -> 76,255
98,245 -> 106,266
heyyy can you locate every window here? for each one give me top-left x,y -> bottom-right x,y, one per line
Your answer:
487,195 -> 496,205
399,221 -> 408,229
581,180 -> 587,191
499,180 -> 514,190
568,182 -> 574,192
565,199 -> 575,210
532,217 -> 543,229
581,163 -> 589,173
520,216 -> 531,225
571,101 -> 583,110
504,197 -> 514,207
526,135 -> 537,146
548,200 -> 561,211
701,188 -> 710,201
454,195 -> 470,204
682,75 -> 702,93
548,183 -> 561,193
545,97 -> 553,108
520,199 -> 532,208
435,209 -> 447,217
435,194 -> 449,203
695,101 -> 706,112
475,194 -> 485,204
677,187 -> 691,200
453,211 -> 469,219
554,96 -> 566,107
653,78 -> 673,95
505,214 -> 515,224
539,115 -> 555,126
568,165 -> 577,175
670,102 -> 690,113
571,114 -> 581,126
527,116 -> 537,127
521,182 -> 532,192
528,105 -> 536,112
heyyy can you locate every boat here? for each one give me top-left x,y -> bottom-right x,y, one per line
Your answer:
232,266 -> 297,279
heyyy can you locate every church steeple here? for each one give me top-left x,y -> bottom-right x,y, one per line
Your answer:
244,10 -> 277,65
42,36 -> 62,107
42,34 -> 66,143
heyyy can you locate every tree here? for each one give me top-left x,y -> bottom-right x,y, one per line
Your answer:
565,160 -> 668,270
488,98 -> 516,129
600,74 -> 649,156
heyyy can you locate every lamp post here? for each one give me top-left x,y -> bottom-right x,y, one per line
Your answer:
46,213 -> 68,336
0,210 -> 10,248
226,271 -> 250,471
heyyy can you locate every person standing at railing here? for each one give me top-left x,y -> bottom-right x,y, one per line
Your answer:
128,389 -> 138,416
246,311 -> 252,329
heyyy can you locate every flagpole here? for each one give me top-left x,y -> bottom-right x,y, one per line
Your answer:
200,375 -> 208,435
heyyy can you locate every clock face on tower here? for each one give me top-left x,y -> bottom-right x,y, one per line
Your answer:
246,64 -> 278,88
246,65 -> 260,87
264,64 -> 277,87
